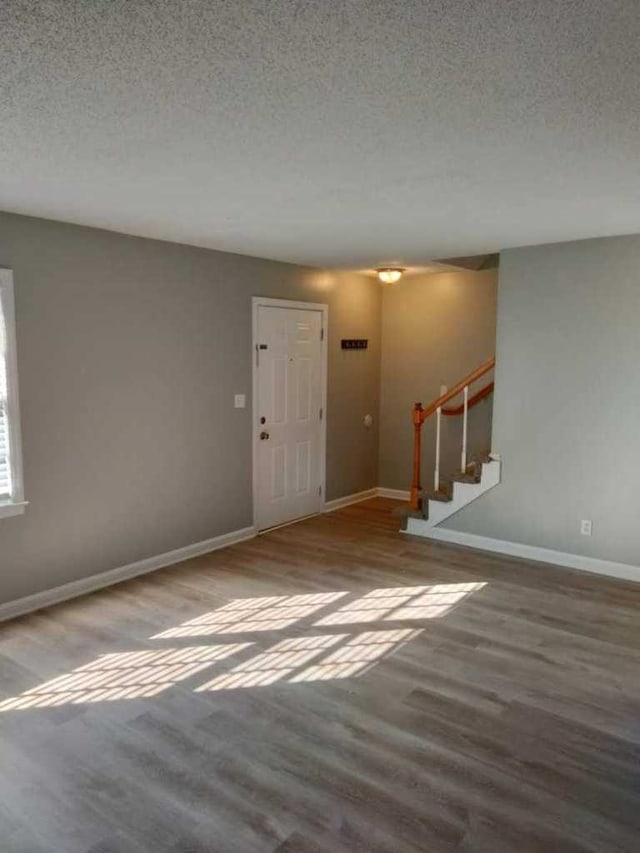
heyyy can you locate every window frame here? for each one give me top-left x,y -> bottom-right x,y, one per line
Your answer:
0,269 -> 26,519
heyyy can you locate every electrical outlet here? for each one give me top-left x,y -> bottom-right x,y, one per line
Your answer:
580,519 -> 592,536
234,394 -> 246,409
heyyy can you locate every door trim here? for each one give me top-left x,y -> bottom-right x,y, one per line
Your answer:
251,297 -> 328,531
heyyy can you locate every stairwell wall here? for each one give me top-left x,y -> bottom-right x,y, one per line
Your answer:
443,234 -> 640,568
378,269 -> 498,492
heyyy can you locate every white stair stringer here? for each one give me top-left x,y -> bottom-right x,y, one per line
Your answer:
406,457 -> 501,537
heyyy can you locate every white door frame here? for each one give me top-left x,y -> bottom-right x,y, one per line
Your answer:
252,296 -> 328,531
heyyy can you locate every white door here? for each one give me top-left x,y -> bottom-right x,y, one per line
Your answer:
255,303 -> 325,530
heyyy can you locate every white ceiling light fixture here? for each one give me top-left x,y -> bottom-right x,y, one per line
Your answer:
377,268 -> 404,284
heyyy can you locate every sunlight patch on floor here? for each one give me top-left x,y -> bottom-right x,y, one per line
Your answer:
289,628 -> 422,683
0,643 -> 251,712
314,583 -> 486,625
197,628 -> 421,691
151,591 -> 348,638
196,633 -> 345,690
0,581 -> 487,711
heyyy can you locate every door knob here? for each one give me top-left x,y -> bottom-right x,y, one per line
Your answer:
260,431 -> 270,440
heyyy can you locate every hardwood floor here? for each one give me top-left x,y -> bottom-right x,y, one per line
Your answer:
0,497 -> 639,852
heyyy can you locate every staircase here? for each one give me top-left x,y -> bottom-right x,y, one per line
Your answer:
396,357 -> 501,537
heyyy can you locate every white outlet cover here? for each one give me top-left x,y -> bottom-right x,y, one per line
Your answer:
234,394 -> 246,409
363,413 -> 373,428
580,519 -> 593,536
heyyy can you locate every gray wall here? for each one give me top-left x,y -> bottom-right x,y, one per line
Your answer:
0,212 -> 381,605
379,269 -> 498,491
445,235 -> 640,567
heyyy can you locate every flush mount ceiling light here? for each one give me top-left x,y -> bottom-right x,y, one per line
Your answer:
376,268 -> 404,284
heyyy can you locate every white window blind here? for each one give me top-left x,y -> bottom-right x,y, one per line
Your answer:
0,302 -> 11,500
0,269 -> 25,515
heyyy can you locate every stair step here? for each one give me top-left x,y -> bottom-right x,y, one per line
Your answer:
404,458 -> 502,536
423,489 -> 453,503
392,504 -> 427,530
451,471 -> 482,484
391,451 -> 496,530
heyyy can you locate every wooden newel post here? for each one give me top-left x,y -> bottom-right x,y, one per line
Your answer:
410,403 -> 424,510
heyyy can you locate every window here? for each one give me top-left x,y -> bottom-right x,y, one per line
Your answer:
0,269 -> 26,518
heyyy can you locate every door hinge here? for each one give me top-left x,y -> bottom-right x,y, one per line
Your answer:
320,327 -> 324,341
318,485 -> 322,496
319,407 -> 323,421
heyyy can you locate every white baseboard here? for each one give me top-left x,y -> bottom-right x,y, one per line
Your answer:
377,487 -> 410,501
324,487 -> 409,512
0,525 -> 257,625
324,488 -> 378,512
0,486 -> 408,624
416,526 -> 640,583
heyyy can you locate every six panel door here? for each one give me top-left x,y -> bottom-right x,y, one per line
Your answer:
256,305 -> 323,530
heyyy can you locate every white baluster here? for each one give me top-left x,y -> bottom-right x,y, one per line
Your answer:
434,406 -> 441,492
461,385 -> 469,473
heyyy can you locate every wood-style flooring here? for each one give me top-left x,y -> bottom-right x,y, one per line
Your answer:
0,498 -> 639,852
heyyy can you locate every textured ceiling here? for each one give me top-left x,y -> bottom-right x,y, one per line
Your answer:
1,0 -> 639,268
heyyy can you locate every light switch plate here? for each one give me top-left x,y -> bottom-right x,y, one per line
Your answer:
234,394 -> 246,409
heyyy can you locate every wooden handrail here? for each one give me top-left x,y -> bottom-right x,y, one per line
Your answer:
419,356 -> 495,422
442,381 -> 494,416
409,356 -> 495,510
